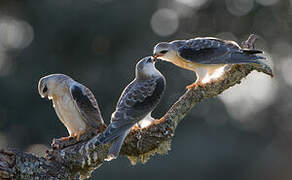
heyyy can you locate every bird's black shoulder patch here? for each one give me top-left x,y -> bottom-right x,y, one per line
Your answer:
179,47 -> 219,60
70,85 -> 96,111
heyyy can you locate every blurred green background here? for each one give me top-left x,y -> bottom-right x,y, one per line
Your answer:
0,0 -> 291,179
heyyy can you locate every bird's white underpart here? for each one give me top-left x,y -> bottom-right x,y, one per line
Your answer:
138,112 -> 154,128
142,62 -> 161,76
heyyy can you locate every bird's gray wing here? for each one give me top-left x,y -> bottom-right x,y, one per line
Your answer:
70,84 -> 104,129
177,38 -> 264,64
99,76 -> 166,143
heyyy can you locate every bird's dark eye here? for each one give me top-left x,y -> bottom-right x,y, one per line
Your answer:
160,50 -> 168,54
43,86 -> 48,93
146,58 -> 152,63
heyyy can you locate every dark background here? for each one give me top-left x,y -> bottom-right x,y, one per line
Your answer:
0,0 -> 291,179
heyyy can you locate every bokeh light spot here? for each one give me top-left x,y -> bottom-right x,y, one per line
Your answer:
280,57 -> 292,87
219,71 -> 278,122
175,0 -> 208,8
226,0 -> 254,16
0,18 -> 34,50
151,8 -> 179,37
255,0 -> 279,6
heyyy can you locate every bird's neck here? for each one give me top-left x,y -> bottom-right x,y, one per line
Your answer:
136,73 -> 160,81
136,66 -> 161,80
162,55 -> 197,71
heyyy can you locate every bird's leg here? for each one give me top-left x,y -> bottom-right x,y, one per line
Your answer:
51,130 -> 97,149
73,130 -> 87,141
51,136 -> 73,149
186,74 -> 205,90
186,82 -> 197,89
186,67 -> 208,89
59,136 -> 71,141
131,123 -> 141,130
186,81 -> 205,90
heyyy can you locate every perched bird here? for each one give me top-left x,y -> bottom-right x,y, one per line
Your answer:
153,37 -> 266,89
38,74 -> 106,141
95,56 -> 166,161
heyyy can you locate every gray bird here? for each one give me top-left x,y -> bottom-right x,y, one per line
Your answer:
38,74 -> 106,141
153,37 -> 266,89
95,56 -> 166,161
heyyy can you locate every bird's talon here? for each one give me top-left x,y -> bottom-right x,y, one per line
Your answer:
186,83 -> 198,90
131,124 -> 140,131
60,136 -> 71,141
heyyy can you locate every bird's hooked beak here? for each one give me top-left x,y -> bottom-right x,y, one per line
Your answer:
153,54 -> 159,59
40,92 -> 49,99
153,54 -> 162,62
38,81 -> 49,99
153,48 -> 160,59
153,50 -> 167,61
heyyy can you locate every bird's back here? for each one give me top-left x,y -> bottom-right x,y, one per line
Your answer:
178,37 -> 266,65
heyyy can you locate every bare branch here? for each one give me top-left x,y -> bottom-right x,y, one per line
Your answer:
0,35 -> 273,179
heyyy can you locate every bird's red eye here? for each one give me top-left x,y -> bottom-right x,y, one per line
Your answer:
160,50 -> 168,54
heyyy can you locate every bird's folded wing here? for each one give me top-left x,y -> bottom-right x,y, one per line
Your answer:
98,77 -> 165,143
117,78 -> 158,110
118,77 -> 165,113
70,85 -> 104,129
178,38 -> 249,64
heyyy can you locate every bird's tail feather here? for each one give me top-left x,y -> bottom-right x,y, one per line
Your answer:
230,51 -> 273,77
105,131 -> 129,161
242,49 -> 263,54
229,52 -> 266,65
94,122 -> 133,160
100,123 -> 133,143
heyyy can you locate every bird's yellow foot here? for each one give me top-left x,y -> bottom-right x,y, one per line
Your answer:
72,130 -> 86,141
131,124 -> 141,132
153,117 -> 165,125
60,136 -> 71,141
186,82 -> 205,90
186,83 -> 197,90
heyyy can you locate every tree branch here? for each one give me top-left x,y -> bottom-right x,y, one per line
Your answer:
0,35 -> 273,180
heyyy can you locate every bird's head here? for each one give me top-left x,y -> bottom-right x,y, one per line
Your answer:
38,74 -> 69,99
153,42 -> 178,61
136,56 -> 160,79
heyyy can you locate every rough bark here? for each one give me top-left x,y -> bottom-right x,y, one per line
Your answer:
0,35 -> 273,180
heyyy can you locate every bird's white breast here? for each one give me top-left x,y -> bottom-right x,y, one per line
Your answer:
143,63 -> 161,76
53,94 -> 87,136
